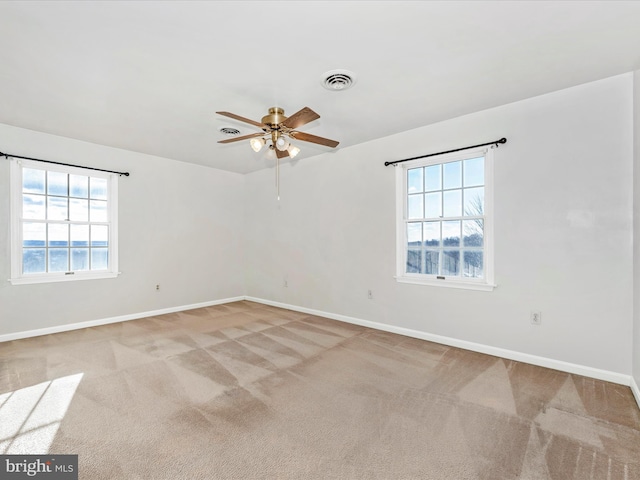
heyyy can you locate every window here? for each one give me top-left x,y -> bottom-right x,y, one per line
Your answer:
395,147 -> 494,291
9,159 -> 119,285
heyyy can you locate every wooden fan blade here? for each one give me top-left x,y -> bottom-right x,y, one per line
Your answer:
290,131 -> 339,148
218,132 -> 265,144
281,107 -> 320,129
275,147 -> 290,159
216,111 -> 267,129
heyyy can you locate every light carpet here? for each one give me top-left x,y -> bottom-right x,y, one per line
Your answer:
1,301 -> 639,479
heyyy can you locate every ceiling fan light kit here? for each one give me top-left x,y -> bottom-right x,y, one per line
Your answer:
216,106 -> 339,198
275,136 -> 289,151
266,146 -> 276,160
287,144 -> 300,158
250,137 -> 265,152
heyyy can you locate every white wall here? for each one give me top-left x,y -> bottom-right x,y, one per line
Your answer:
245,74 -> 634,375
0,124 -> 245,337
633,70 -> 640,392
0,74 -> 635,382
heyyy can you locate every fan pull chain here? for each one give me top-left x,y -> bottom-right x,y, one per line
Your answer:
276,156 -> 280,201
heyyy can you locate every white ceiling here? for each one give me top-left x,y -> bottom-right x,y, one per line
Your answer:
1,1 -> 639,174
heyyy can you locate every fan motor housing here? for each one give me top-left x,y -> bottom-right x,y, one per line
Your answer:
261,107 -> 287,126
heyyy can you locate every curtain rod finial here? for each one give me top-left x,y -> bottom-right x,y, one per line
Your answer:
493,138 -> 508,148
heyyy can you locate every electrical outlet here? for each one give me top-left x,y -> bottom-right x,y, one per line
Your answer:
531,311 -> 541,325
367,289 -> 373,300
156,284 -> 160,291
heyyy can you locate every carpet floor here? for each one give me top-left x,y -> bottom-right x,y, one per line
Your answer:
1,301 -> 639,479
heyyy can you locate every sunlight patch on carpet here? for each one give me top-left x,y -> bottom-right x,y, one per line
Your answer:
0,373 -> 83,454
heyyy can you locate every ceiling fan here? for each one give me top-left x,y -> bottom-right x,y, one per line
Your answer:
216,106 -> 339,159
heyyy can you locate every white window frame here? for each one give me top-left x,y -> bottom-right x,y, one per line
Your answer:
395,146 -> 495,291
9,158 -> 119,285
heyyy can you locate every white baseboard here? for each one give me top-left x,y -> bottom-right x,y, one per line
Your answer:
0,296 -> 245,343
631,377 -> 640,411
246,296 -> 633,388
2,294 -> 636,395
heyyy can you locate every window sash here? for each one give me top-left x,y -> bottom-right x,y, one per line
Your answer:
396,147 -> 494,291
10,159 -> 119,284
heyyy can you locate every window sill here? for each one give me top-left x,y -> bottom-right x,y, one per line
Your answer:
395,275 -> 496,291
9,271 -> 120,285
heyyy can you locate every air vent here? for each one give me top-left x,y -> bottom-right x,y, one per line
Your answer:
219,127 -> 241,136
321,69 -> 356,91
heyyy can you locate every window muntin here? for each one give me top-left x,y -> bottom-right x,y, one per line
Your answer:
10,159 -> 118,284
397,148 -> 494,290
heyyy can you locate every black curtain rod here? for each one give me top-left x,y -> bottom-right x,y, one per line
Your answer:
1,150 -> 130,176
384,137 -> 507,167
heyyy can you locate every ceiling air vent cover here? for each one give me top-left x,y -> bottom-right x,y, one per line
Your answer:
321,69 -> 356,91
219,127 -> 241,136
